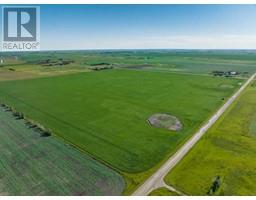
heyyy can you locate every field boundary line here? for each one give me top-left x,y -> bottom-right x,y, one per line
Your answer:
132,72 -> 256,196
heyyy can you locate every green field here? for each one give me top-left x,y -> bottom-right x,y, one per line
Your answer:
1,50 -> 255,194
0,69 -> 241,174
0,106 -> 124,195
165,80 -> 256,195
1,50 -> 256,81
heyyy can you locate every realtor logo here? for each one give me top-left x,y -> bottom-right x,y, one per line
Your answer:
2,6 -> 40,51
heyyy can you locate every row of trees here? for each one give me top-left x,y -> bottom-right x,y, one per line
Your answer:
207,176 -> 221,195
0,103 -> 51,137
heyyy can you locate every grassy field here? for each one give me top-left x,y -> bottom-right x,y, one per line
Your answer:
0,106 -> 124,195
0,63 -> 91,81
1,50 -> 256,81
1,50 -> 254,194
165,80 -> 256,195
0,69 -> 241,174
149,187 -> 180,196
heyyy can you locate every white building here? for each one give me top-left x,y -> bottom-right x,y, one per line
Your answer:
230,71 -> 237,75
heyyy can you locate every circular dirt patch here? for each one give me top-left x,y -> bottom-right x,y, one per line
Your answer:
148,113 -> 182,131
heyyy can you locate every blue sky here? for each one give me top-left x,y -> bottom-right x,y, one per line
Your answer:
1,4 -> 256,49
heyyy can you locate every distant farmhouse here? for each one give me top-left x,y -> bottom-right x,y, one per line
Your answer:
212,70 -> 239,77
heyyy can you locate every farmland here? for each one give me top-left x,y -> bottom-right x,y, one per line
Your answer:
1,50 -> 256,81
0,106 -> 124,195
165,80 -> 256,195
0,50 -> 255,195
0,69 -> 241,173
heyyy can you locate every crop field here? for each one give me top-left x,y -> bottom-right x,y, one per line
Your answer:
0,106 -> 124,195
1,50 -> 256,81
165,80 -> 256,195
1,50 -> 255,194
0,68 -> 241,174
